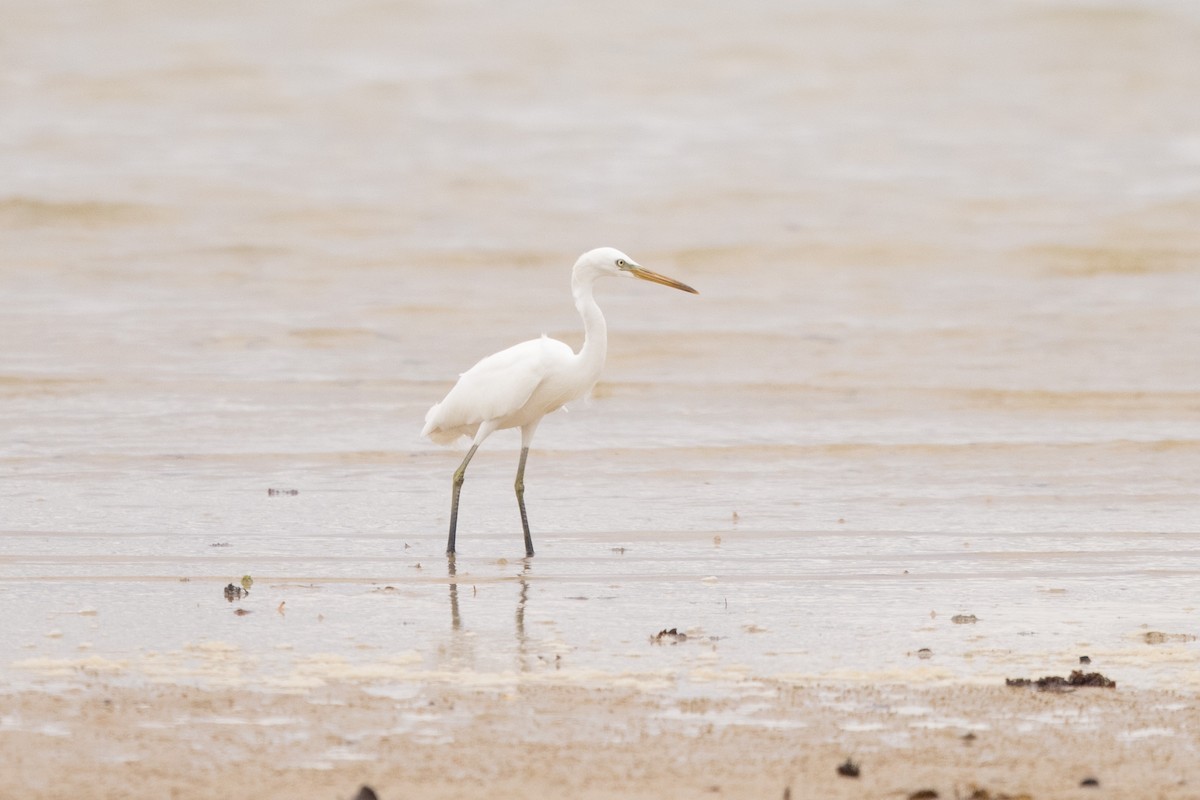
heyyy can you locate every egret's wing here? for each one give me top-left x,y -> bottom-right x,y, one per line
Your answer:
440,341 -> 549,420
422,337 -> 571,443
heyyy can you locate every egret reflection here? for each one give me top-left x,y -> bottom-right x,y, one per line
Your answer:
445,555 -> 535,672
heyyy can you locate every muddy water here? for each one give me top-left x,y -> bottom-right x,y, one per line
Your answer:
2,0 -> 1199,700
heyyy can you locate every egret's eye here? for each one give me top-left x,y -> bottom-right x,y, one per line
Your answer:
616,259 -> 627,268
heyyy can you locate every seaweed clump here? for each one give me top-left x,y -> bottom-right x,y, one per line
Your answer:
1005,670 -> 1115,690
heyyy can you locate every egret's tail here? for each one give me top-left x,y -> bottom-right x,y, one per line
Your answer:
421,403 -> 467,445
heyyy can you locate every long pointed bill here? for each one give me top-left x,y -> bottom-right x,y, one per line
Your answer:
628,265 -> 699,294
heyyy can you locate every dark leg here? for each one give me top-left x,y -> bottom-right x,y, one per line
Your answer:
447,444 -> 479,554
514,446 -> 534,556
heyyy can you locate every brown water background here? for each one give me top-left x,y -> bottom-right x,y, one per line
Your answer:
2,1 -> 1199,693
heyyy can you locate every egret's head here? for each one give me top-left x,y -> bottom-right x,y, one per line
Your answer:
574,247 -> 698,294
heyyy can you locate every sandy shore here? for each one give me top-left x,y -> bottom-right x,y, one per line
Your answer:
4,678 -> 1198,800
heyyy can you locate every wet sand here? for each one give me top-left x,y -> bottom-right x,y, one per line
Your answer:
3,0 -> 1200,796
5,681 -> 1200,800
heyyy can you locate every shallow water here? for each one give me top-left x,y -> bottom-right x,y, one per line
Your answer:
2,0 -> 1199,699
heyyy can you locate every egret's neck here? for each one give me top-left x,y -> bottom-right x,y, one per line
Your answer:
571,273 -> 607,381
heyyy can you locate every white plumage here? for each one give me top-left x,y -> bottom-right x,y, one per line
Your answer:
422,336 -> 577,446
422,246 -> 697,557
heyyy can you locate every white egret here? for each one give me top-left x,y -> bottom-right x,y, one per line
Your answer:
422,247 -> 698,556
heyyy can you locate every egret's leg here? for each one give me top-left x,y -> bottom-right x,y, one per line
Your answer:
447,444 -> 479,555
446,422 -> 498,555
514,446 -> 534,557
515,420 -> 541,557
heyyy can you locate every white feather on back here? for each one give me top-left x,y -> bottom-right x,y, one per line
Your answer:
422,336 -> 576,444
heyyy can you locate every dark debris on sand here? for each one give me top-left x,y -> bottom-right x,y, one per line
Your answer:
900,786 -> 1029,800
836,758 -> 860,778
1005,670 -> 1116,690
899,782 -> 1035,800
651,628 -> 688,644
962,788 -> 1033,800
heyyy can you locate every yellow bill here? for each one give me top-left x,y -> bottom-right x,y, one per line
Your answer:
629,264 -> 699,294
